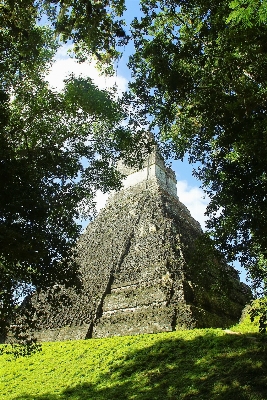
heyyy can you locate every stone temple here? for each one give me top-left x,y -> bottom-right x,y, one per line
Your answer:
20,147 -> 251,342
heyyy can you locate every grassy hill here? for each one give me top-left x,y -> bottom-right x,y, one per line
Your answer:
1,312 -> 267,400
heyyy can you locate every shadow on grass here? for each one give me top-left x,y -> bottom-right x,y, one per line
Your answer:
14,332 -> 267,400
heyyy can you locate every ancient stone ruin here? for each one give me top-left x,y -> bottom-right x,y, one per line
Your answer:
17,147 -> 251,342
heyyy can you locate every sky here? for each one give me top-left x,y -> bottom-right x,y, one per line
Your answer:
45,1 -> 247,283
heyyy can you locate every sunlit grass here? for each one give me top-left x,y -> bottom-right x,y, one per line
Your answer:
1,316 -> 266,399
231,301 -> 260,334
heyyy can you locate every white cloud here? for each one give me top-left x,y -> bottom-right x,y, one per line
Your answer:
94,191 -> 109,214
45,45 -> 128,95
176,180 -> 209,230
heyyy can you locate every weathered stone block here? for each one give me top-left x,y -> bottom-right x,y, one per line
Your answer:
93,304 -> 176,338
103,284 -> 166,312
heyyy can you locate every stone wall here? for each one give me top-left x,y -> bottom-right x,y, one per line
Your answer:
117,149 -> 177,197
18,179 -> 251,342
91,182 -> 250,338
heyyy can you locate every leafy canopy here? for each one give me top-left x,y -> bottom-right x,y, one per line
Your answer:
2,0 -> 267,342
128,0 -> 267,295
0,0 -> 148,343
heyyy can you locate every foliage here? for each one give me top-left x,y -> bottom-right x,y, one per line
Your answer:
1,0 -> 128,65
2,0 -> 267,347
128,0 -> 267,295
249,298 -> 267,333
227,0 -> 267,26
42,0 -> 128,66
0,0 -> 148,344
231,300 -> 261,333
1,324 -> 266,399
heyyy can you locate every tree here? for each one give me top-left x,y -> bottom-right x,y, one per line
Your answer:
128,0 -> 267,297
0,0 -> 148,345
3,0 -> 266,343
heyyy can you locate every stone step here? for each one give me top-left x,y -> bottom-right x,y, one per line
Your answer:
92,304 -> 175,338
103,285 -> 167,312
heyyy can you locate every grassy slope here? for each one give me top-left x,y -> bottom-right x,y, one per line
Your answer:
1,314 -> 267,400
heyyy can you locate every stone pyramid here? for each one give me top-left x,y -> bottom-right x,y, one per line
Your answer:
22,147 -> 251,342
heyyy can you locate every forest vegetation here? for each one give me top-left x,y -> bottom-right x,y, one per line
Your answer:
1,0 -> 267,344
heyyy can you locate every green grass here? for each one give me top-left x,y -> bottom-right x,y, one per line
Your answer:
1,317 -> 267,400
